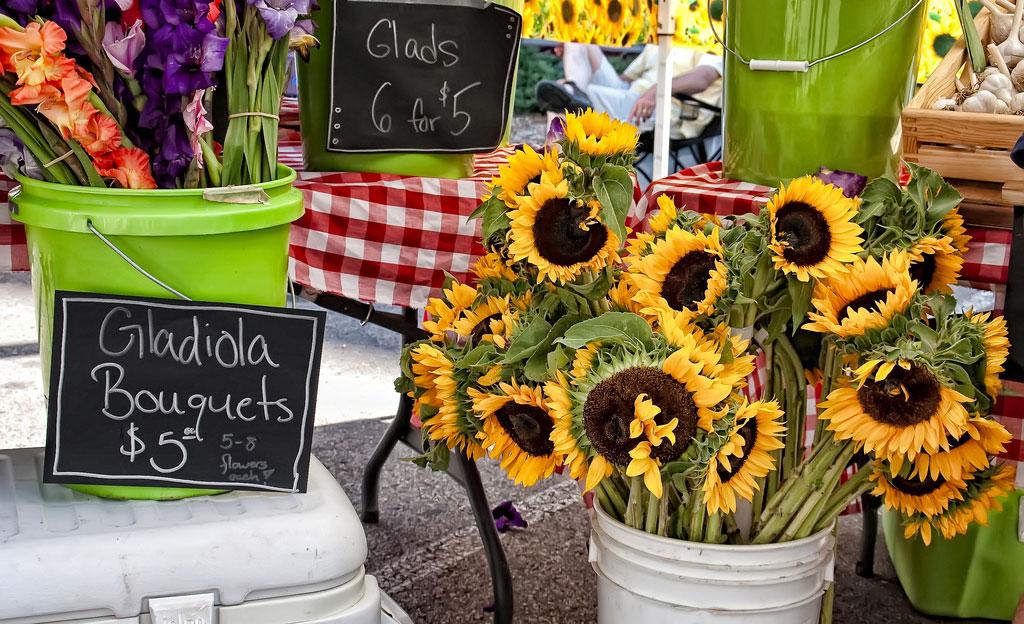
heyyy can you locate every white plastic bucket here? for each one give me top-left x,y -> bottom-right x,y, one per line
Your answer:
589,503 -> 835,623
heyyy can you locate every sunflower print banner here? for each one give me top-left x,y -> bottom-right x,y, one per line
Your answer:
525,0 -> 965,83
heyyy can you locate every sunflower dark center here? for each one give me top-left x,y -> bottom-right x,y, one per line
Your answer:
716,416 -> 758,483
470,313 -> 503,343
583,366 -> 697,465
561,0 -> 575,21
838,289 -> 890,322
775,202 -> 832,267
533,198 -> 609,267
909,253 -> 938,290
661,251 -> 718,312
608,0 -> 623,22
945,429 -> 974,451
856,364 -> 942,428
890,474 -> 946,496
495,403 -> 555,457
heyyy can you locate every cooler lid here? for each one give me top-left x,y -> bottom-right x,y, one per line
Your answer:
0,448 -> 367,622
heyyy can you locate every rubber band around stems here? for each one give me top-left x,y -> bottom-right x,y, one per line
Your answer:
42,150 -> 75,169
228,111 -> 281,120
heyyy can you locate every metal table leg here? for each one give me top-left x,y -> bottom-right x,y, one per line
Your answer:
360,392 -> 413,524
455,452 -> 514,624
856,492 -> 882,578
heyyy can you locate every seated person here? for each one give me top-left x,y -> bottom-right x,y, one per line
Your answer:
536,43 -> 723,139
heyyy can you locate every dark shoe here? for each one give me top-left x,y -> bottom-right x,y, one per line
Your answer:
535,80 -> 592,113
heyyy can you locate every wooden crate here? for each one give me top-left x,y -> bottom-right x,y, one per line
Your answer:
902,10 -> 1024,229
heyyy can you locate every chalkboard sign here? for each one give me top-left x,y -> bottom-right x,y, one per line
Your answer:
327,0 -> 522,153
43,292 -> 327,493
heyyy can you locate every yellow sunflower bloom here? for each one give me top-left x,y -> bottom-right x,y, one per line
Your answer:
804,250 -> 917,338
423,282 -> 478,342
628,225 -> 728,318
908,236 -> 963,294
563,108 -> 639,157
552,0 -> 584,41
767,176 -> 864,282
942,207 -> 971,255
892,416 -> 1012,482
508,176 -> 621,284
966,311 -> 1010,398
470,380 -> 561,486
872,467 -> 968,518
819,359 -> 971,458
491,145 -> 560,207
703,400 -> 786,515
625,441 -> 663,498
471,250 -> 518,282
450,291 -> 529,349
411,344 -> 486,460
902,464 -> 1016,545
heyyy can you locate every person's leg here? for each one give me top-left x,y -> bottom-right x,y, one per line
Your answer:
586,84 -> 639,121
586,47 -> 630,90
562,43 -> 597,89
537,43 -> 598,113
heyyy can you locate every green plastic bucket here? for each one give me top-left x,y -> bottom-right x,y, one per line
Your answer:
722,0 -> 926,186
10,167 -> 304,501
882,489 -> 1024,620
298,0 -> 521,178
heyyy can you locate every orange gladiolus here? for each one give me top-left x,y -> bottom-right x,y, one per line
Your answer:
0,21 -> 69,87
96,147 -> 158,189
78,113 -> 123,157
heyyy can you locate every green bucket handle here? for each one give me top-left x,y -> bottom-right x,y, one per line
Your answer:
708,0 -> 926,73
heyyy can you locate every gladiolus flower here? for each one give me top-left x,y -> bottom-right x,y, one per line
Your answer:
103,20 -> 146,77
0,21 -> 68,86
78,113 -> 123,157
183,89 -> 213,169
96,147 -> 158,189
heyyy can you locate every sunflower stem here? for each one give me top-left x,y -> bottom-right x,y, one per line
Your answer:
779,442 -> 855,542
724,512 -> 744,544
625,474 -> 645,530
687,500 -> 706,542
645,487 -> 660,534
820,582 -> 836,624
599,479 -> 628,519
814,463 -> 875,533
753,441 -> 847,543
815,341 -> 843,445
704,512 -> 723,543
657,490 -> 670,537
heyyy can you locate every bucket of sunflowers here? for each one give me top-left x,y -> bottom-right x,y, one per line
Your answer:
395,110 -> 1017,623
1,2 -> 316,499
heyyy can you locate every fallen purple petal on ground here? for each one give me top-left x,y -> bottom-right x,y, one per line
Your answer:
492,500 -> 527,533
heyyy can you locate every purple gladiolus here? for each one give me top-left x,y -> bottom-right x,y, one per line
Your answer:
0,128 -> 42,180
815,167 -> 868,199
103,20 -> 146,77
250,0 -> 312,39
492,500 -> 527,533
163,30 -> 227,94
546,115 -> 566,147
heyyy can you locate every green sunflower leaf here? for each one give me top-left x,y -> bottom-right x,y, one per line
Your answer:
547,345 -> 572,376
469,193 -> 502,221
786,276 -> 814,331
569,268 -> 612,300
524,314 -> 584,382
557,312 -> 654,350
593,164 -> 633,244
503,315 -> 553,364
480,196 -> 512,242
905,163 -> 962,226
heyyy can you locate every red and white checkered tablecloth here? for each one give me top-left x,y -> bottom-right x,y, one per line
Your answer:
643,163 -> 1021,487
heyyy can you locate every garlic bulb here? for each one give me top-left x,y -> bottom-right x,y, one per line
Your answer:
995,99 -> 1012,113
987,43 -> 1015,79
962,90 -> 1000,113
1012,59 -> 1024,91
981,72 -> 1014,93
981,0 -> 1015,44
1011,91 -> 1024,111
993,87 -> 1016,103
933,98 -> 959,111
996,1 -> 1024,67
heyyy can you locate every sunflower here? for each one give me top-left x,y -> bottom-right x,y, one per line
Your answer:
470,380 -> 560,486
546,337 -> 735,494
967,311 -> 1010,398
571,341 -> 603,379
410,343 -> 487,460
766,176 -> 864,282
890,416 -> 1012,482
508,176 -> 620,284
625,393 -> 678,497
520,0 -> 543,37
608,274 -> 645,315
871,466 -> 968,518
472,250 -> 518,283
942,207 -> 971,255
629,225 -> 728,318
908,236 -> 963,294
649,193 -> 679,236
594,0 -> 633,46
450,291 -> 529,348
423,282 -> 478,342
803,250 -> 917,338
820,359 -> 971,458
563,108 -> 639,157
703,400 -> 786,515
491,145 -> 560,207
552,0 -> 584,41
902,464 -> 1016,545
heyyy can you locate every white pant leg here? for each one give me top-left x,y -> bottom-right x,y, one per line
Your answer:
586,84 -> 639,121
588,55 -> 629,90
562,43 -> 597,89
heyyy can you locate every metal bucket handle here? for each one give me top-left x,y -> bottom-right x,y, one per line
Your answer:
709,0 -> 925,73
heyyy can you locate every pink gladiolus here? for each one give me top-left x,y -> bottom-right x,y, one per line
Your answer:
183,90 -> 213,169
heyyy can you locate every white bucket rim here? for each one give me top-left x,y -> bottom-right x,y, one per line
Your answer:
593,501 -> 836,553
593,560 -> 829,615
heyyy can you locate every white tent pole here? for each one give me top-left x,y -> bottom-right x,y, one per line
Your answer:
652,0 -> 675,180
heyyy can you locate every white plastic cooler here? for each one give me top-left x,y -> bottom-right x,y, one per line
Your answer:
0,448 -> 412,624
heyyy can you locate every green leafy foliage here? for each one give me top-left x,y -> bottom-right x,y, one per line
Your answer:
593,164 -> 634,244
558,312 -> 656,350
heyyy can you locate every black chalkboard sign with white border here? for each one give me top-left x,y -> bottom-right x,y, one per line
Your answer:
43,292 -> 327,493
327,0 -> 522,153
